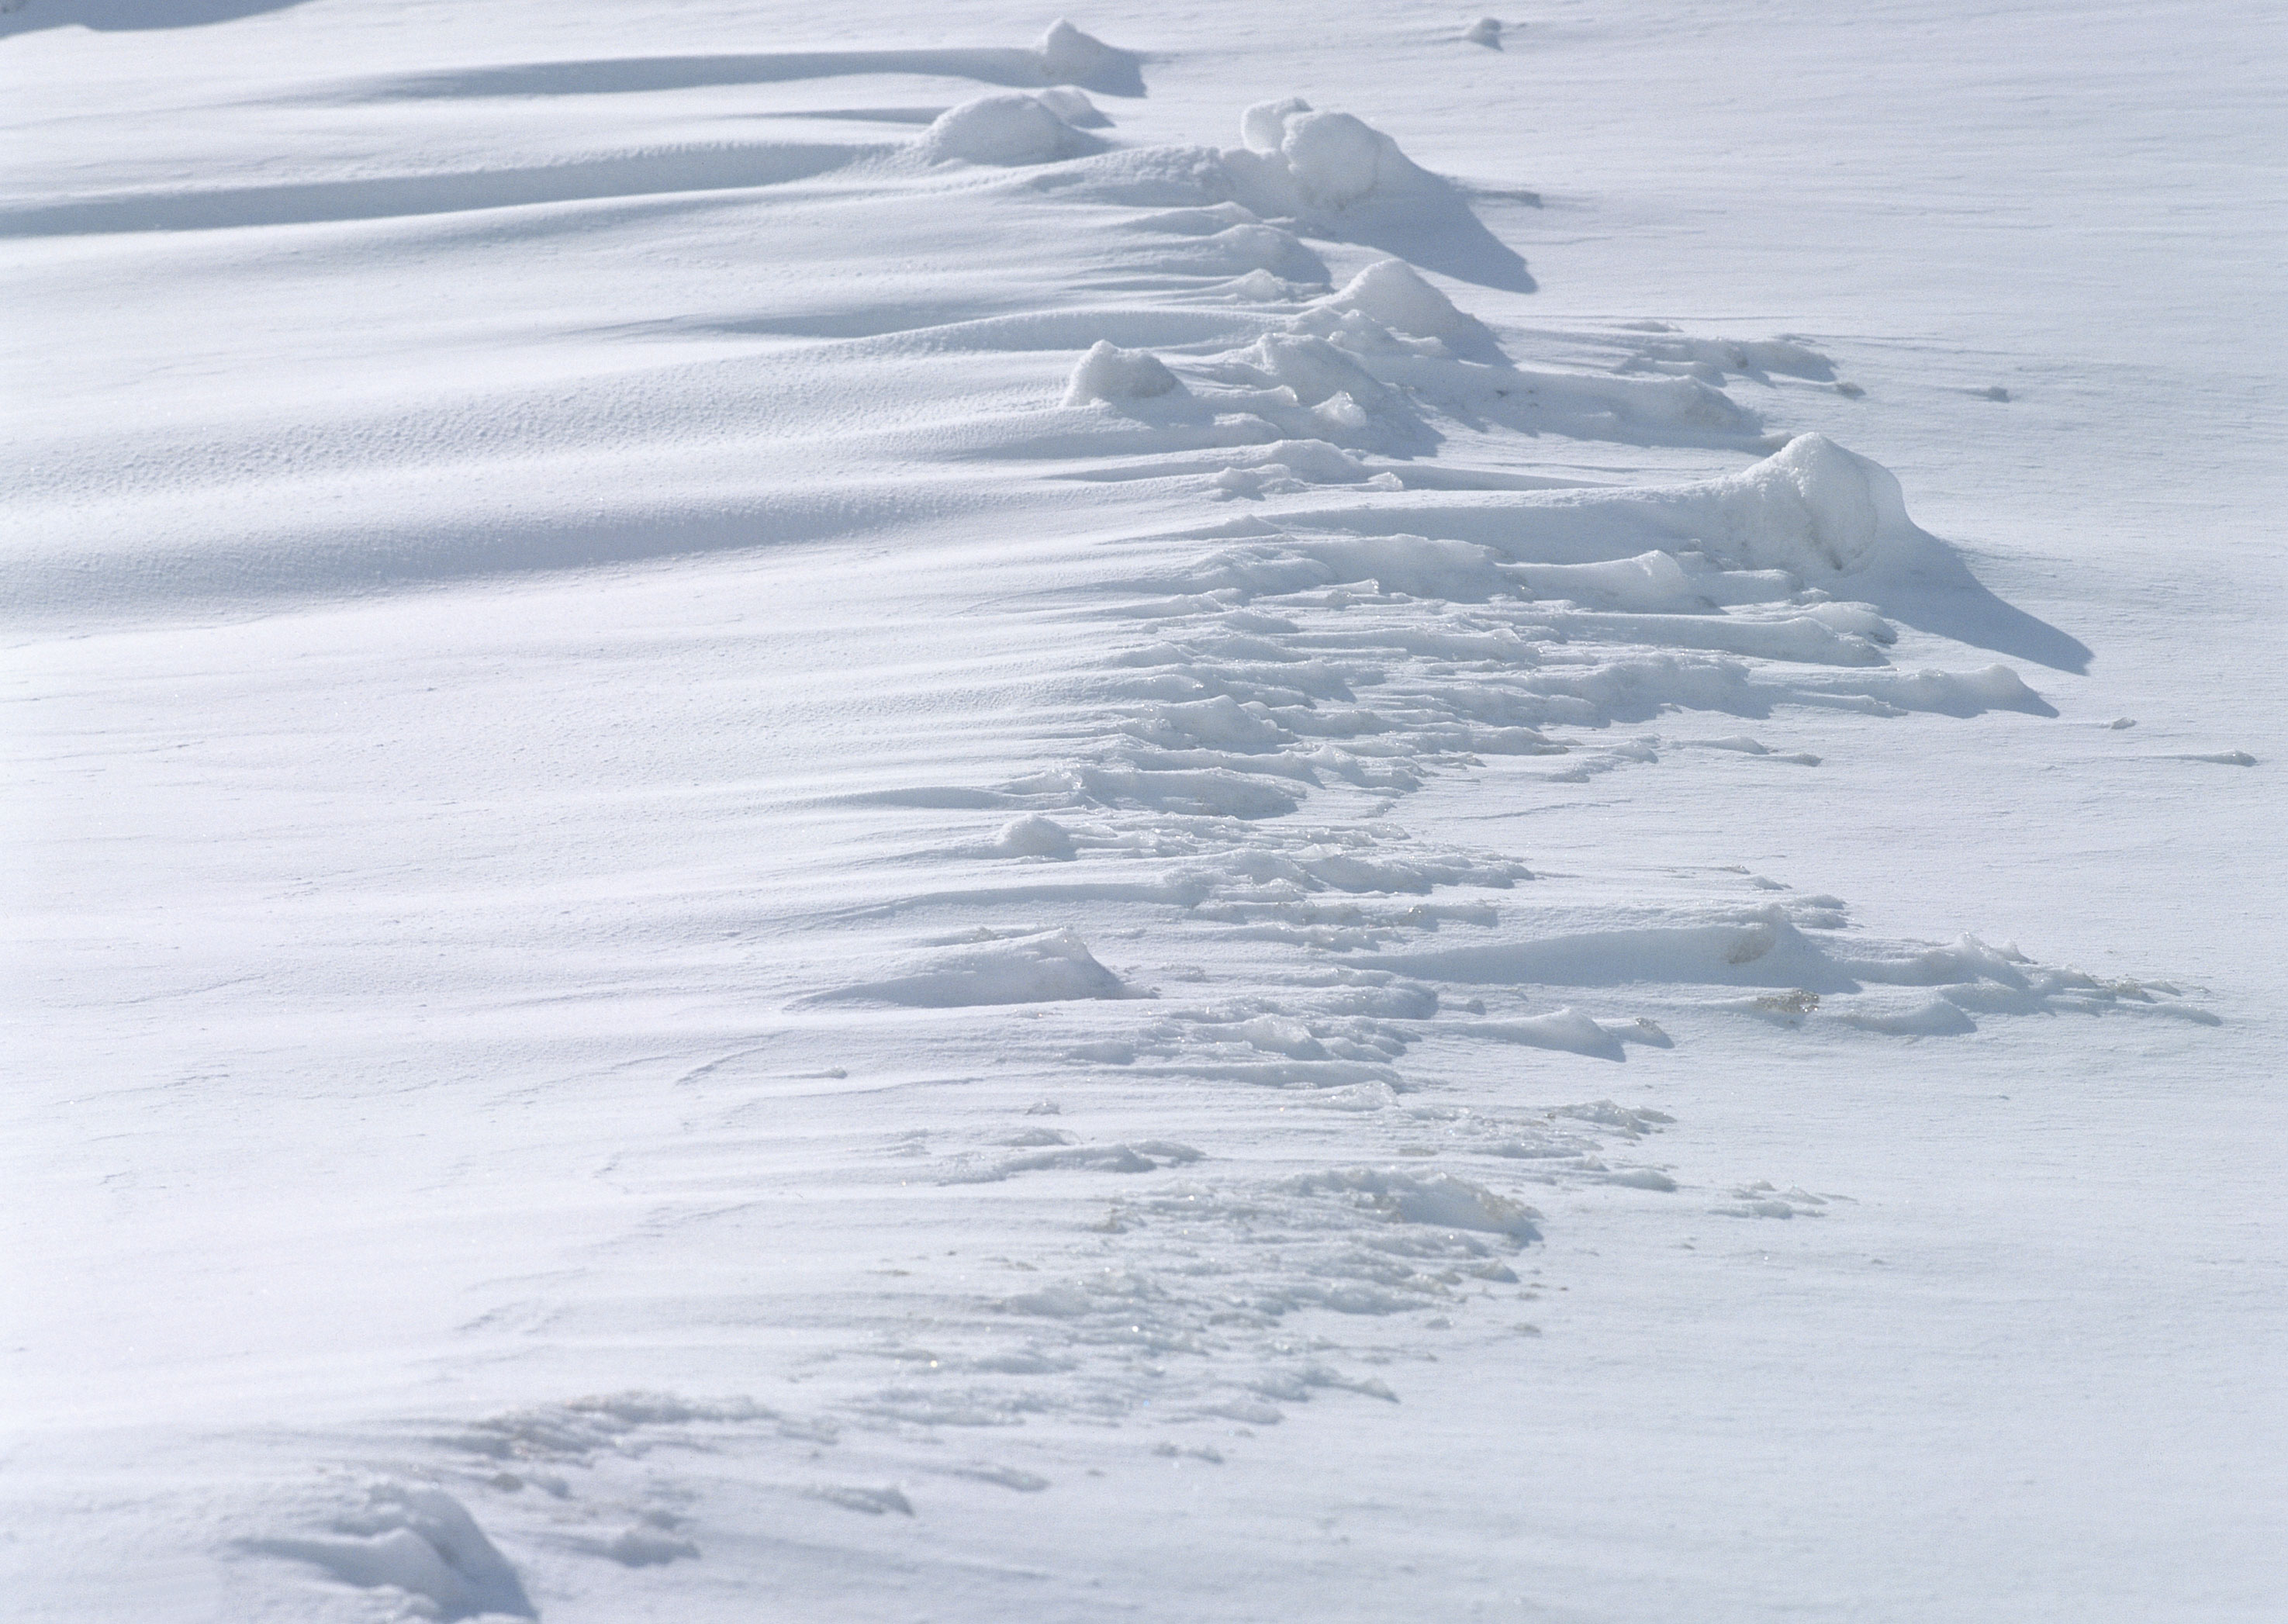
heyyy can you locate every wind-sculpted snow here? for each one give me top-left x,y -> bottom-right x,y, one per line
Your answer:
6,9 -> 2248,1621
245,1484 -> 536,1621
327,21 -> 1146,103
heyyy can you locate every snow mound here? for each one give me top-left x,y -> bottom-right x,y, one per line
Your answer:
1367,910 -> 1858,992
1064,340 -> 1183,406
1281,1167 -> 1542,1241
1036,19 -> 1140,95
994,813 -> 1077,858
1311,258 -> 1500,358
1464,17 -> 1504,47
1512,551 -> 1714,613
1715,433 -> 1920,573
922,94 -> 1101,166
1239,95 -> 1312,154
824,928 -> 1132,1007
1213,99 -> 1533,289
1035,85 -> 1111,129
247,1484 -> 533,1621
1471,1007 -> 1628,1060
1216,333 -> 1392,409
1841,998 -> 1979,1036
1229,98 -> 1433,213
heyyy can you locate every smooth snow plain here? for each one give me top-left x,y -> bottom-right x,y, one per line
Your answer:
3,2 -> 2283,1620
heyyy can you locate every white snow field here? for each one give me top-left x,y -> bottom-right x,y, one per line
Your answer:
4,2 -> 2283,1619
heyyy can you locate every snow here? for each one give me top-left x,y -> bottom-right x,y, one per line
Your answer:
1062,339 -> 1182,405
922,92 -> 1101,165
3,2 -> 2283,1622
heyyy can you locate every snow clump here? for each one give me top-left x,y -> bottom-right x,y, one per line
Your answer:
1228,98 -> 1433,214
995,814 -> 1077,859
1714,433 -> 1920,574
1302,257 -> 1504,360
1065,340 -> 1184,406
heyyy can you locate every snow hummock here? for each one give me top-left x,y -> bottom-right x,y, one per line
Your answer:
1280,1167 -> 1543,1241
1063,340 -> 1182,406
994,813 -> 1077,859
1309,257 -> 1503,359
1036,19 -> 1132,91
247,1485 -> 534,1621
1228,98 -> 1433,213
921,94 -> 1099,165
1719,431 -> 1922,573
823,928 -> 1132,1007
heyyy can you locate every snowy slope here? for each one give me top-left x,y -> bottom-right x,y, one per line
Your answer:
3,3 -> 2283,1620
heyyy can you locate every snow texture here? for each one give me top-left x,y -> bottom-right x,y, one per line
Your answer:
3,3 -> 2280,1622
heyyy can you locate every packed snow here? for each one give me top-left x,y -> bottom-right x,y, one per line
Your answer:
3,2 -> 2282,1622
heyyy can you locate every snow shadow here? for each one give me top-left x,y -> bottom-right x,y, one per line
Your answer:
1306,181 -> 1536,293
0,143 -> 874,237
0,0 -> 312,34
1862,549 -> 2093,674
334,44 -> 1146,104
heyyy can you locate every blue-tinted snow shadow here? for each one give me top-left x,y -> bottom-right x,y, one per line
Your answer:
0,143 -> 877,237
332,47 -> 1146,103
1305,182 -> 1536,293
1261,494 -> 2091,674
0,0 -> 312,35
1864,541 -> 2093,674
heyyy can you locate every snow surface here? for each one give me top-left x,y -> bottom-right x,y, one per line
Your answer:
3,2 -> 2283,1620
